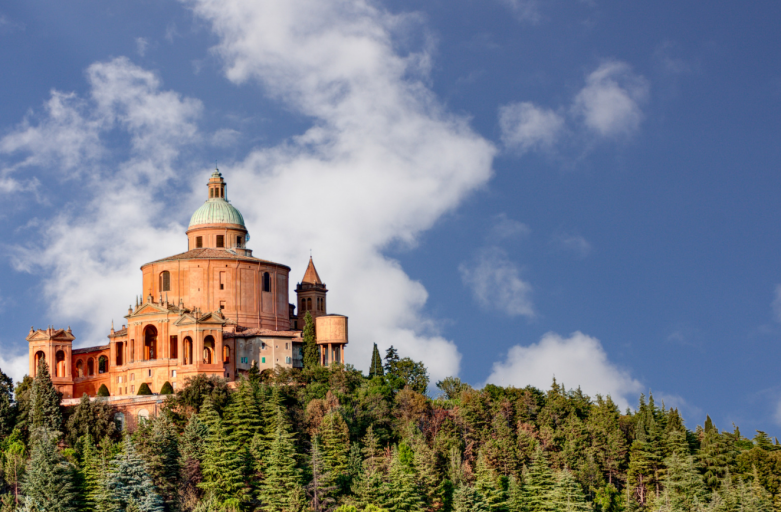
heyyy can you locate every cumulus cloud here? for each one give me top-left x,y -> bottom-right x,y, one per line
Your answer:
551,233 -> 592,258
4,1 -> 495,383
459,247 -> 534,318
572,61 -> 649,137
499,102 -> 564,154
485,331 -> 643,409
0,346 -> 29,384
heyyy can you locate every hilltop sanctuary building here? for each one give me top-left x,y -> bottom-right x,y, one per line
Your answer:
26,169 -> 348,401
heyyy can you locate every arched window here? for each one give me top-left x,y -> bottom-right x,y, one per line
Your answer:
98,356 -> 108,374
33,351 -> 45,376
144,325 -> 158,361
129,339 -> 135,363
183,337 -> 193,365
223,345 -> 230,364
159,271 -> 170,292
53,350 -> 63,378
307,298 -> 312,311
170,335 -> 178,359
87,358 -> 95,376
75,359 -> 84,378
137,409 -> 149,424
203,335 -> 215,364
116,342 -> 124,366
263,272 -> 271,292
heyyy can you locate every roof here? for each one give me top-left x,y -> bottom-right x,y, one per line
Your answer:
302,257 -> 323,285
189,198 -> 245,228
142,248 -> 289,269
225,328 -> 302,339
73,345 -> 110,355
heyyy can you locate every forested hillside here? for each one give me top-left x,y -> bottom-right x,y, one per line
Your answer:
1,341 -> 781,512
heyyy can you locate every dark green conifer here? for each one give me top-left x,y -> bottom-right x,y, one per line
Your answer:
107,435 -> 164,512
199,419 -> 249,509
29,360 -> 62,435
551,469 -> 590,511
0,367 -> 15,439
369,344 -> 384,378
259,410 -> 305,511
320,410 -> 350,493
522,448 -> 556,512
134,415 -> 180,509
474,449 -> 507,511
21,428 -> 78,512
65,394 -> 116,448
303,311 -> 319,369
381,446 -> 424,512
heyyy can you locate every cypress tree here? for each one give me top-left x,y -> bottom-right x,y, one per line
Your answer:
107,435 -> 164,512
199,418 -> 249,508
159,382 -> 174,395
29,360 -> 62,435
96,384 -> 110,397
137,383 -> 153,395
21,427 -> 78,512
303,312 -> 319,369
368,344 -> 384,378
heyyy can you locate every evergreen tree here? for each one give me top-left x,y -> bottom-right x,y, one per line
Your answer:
96,384 -> 110,397
453,482 -> 488,512
107,436 -> 164,512
353,427 -> 384,509
320,410 -> 351,494
381,446 -> 424,512
259,410 -> 305,512
551,469 -> 590,512
179,414 -> 209,511
474,449 -> 507,511
29,360 -> 62,435
369,344 -> 384,378
303,312 -> 319,369
159,382 -> 174,395
13,376 -> 34,441
586,395 -> 627,486
65,394 -> 115,449
137,383 -> 153,396
197,395 -> 222,435
198,419 -> 249,509
522,448 -> 556,512
307,437 -> 337,512
697,418 -> 732,490
506,475 -> 524,512
656,452 -> 707,512
3,428 -> 26,505
0,367 -> 15,440
248,361 -> 261,387
134,415 -> 180,509
21,427 -> 78,512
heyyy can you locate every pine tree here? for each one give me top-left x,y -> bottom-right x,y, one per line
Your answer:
65,394 -> 116,449
134,415 -> 181,509
353,427 -> 385,509
21,427 -> 78,512
198,418 -> 249,509
320,410 -> 351,494
474,449 -> 507,511
303,312 -> 319,369
522,448 -> 556,512
180,414 -> 209,511
697,418 -> 732,490
197,395 -> 222,435
369,344 -> 384,378
107,435 -> 164,512
551,469 -> 590,512
586,395 -> 627,486
453,482 -> 488,512
506,475 -> 524,512
259,410 -> 305,511
29,360 -> 62,435
307,437 -> 337,512
656,452 -> 707,512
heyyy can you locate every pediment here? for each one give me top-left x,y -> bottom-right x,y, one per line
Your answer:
132,303 -> 169,316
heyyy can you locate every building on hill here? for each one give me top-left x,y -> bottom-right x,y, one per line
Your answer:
26,169 -> 348,404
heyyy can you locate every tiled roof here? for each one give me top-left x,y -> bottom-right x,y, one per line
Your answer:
302,256 -> 323,285
109,328 -> 128,338
143,248 -> 289,268
73,345 -> 110,355
225,328 -> 302,339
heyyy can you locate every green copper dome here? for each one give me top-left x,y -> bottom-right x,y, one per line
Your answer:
188,198 -> 246,228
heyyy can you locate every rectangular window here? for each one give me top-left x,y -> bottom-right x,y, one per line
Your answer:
285,343 -> 289,350
285,357 -> 291,364
196,236 -> 203,248
220,301 -> 226,310
262,357 -> 266,364
131,385 -> 135,393
148,369 -> 152,377
219,271 -> 225,290
172,370 -> 177,377
216,235 -> 224,248
236,235 -> 242,247
170,335 -> 178,359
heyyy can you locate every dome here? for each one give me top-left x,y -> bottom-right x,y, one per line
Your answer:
188,198 -> 246,228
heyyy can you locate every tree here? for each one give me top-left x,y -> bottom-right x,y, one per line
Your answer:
656,452 -> 707,512
65,394 -> 116,448
473,449 -> 507,511
384,354 -> 429,394
159,382 -> 174,395
199,418 -> 248,508
435,377 -> 472,401
13,376 -> 33,440
21,427 -> 78,512
303,311 -> 319,369
29,360 -> 62,435
0,367 -> 15,439
381,446 -> 424,512
320,410 -> 351,495
134,415 -> 181,509
96,384 -> 110,397
137,383 -> 153,396
522,448 -> 556,512
259,410 -> 305,511
551,469 -> 590,512
307,437 -> 337,512
368,344 -> 384,378
3,428 -> 26,506
107,436 -> 164,512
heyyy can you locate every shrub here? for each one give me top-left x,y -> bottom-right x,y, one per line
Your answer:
159,381 -> 174,395
97,384 -> 110,397
137,383 -> 153,396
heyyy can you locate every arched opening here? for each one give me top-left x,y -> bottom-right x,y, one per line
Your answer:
116,342 -> 124,366
75,359 -> 84,378
183,337 -> 193,365
130,339 -> 135,363
223,345 -> 230,364
159,271 -> 170,292
87,358 -> 94,376
203,335 -> 215,364
114,412 -> 125,432
137,409 -> 149,425
143,325 -> 158,360
307,297 -> 312,311
54,350 -> 66,378
33,351 -> 45,376
170,335 -> 178,360
98,356 -> 108,374
263,272 -> 271,292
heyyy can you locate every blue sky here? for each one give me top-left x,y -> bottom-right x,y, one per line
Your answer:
1,0 -> 781,436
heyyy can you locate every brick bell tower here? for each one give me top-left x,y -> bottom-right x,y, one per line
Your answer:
296,257 -> 328,321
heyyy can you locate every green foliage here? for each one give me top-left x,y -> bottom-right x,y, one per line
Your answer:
137,383 -> 153,396
159,382 -> 174,395
96,384 -> 110,397
303,311 -> 319,369
107,435 -> 165,512
382,346 -> 429,394
0,367 -> 15,440
29,360 -> 62,435
368,344 -> 383,378
436,376 -> 472,401
21,427 -> 78,512
65,394 -> 115,448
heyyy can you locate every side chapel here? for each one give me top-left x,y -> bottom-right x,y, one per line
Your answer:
26,169 -> 348,402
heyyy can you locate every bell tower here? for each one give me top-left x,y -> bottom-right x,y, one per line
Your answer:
296,257 -> 328,321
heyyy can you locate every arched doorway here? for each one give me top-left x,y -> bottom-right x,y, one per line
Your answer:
183,337 -> 193,365
75,359 -> 84,378
55,350 -> 66,377
98,355 -> 108,374
87,358 -> 94,376
33,351 -> 45,376
203,335 -> 215,364
144,325 -> 158,360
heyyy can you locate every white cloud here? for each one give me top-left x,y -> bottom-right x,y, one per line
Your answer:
551,233 -> 592,258
4,1 -> 495,383
499,102 -> 564,154
498,0 -> 542,24
0,346 -> 29,385
572,61 -> 649,137
211,128 -> 241,147
135,37 -> 150,57
488,213 -> 531,242
772,285 -> 781,323
459,247 -> 534,318
485,331 -> 643,409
